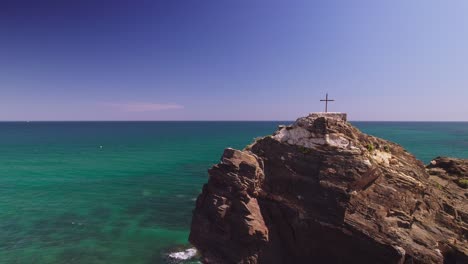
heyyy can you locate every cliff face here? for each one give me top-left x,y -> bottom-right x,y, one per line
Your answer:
189,114 -> 467,264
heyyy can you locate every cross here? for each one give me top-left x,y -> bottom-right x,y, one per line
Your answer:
320,93 -> 334,113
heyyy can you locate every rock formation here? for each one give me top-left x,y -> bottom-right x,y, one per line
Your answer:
189,113 -> 467,264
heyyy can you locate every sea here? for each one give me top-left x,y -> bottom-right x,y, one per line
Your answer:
0,121 -> 467,264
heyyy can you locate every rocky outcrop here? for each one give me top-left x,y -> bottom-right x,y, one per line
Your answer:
425,157 -> 468,264
427,157 -> 468,189
189,113 -> 467,264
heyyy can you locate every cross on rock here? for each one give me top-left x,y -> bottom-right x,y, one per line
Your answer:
320,93 -> 334,113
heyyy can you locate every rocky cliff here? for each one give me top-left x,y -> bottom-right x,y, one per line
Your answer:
189,113 -> 467,264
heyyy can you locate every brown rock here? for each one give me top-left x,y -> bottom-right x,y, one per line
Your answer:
189,113 -> 468,264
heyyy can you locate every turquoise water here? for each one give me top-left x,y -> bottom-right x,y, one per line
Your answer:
0,121 -> 467,263
355,122 -> 468,163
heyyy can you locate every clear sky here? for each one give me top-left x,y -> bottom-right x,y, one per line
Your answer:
1,0 -> 467,121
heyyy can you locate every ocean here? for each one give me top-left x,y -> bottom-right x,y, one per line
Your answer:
0,121 -> 467,263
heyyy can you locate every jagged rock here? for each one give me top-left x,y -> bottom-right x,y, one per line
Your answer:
426,157 -> 468,264
189,113 -> 468,264
427,157 -> 468,189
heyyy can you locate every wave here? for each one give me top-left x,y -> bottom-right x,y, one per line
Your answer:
167,247 -> 197,262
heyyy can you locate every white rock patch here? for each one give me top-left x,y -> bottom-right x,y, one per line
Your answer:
273,127 -> 354,150
371,150 -> 392,165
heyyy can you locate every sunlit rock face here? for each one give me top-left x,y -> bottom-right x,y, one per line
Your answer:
273,113 -> 355,150
189,113 -> 468,264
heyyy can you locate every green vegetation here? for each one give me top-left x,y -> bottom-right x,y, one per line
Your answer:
366,143 -> 375,152
298,146 -> 312,154
245,137 -> 263,150
457,178 -> 468,188
435,182 -> 443,190
383,145 -> 390,152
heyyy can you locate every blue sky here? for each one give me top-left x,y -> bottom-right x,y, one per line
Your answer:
1,0 -> 467,121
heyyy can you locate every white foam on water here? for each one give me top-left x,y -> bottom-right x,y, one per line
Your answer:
168,248 -> 197,261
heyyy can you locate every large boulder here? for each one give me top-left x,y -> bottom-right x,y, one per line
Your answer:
189,113 -> 467,264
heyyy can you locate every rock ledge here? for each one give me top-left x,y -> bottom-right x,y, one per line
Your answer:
189,113 -> 467,264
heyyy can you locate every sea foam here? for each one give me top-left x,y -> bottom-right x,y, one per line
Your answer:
168,247 -> 197,261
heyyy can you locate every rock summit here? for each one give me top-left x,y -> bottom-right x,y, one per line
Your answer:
189,113 -> 467,264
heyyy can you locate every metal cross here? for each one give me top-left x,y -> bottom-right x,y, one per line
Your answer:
320,93 -> 334,113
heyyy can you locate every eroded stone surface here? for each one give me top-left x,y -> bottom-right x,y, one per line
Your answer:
189,113 -> 467,264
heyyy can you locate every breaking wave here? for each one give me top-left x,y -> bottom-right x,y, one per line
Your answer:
167,247 -> 197,262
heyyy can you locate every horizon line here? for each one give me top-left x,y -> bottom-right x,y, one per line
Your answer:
0,120 -> 467,122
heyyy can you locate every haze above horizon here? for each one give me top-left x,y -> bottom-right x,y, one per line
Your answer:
1,0 -> 467,121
